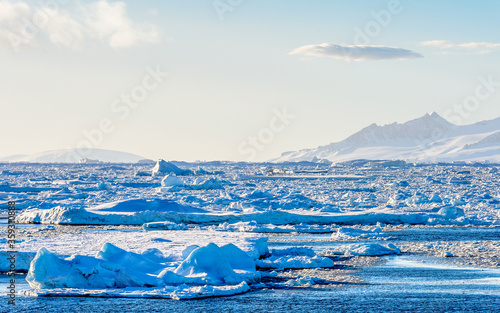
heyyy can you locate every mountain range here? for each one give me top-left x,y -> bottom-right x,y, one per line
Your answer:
271,112 -> 500,163
3,113 -> 500,164
0,148 -> 148,163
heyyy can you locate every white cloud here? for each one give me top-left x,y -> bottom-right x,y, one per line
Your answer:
0,0 -> 160,51
86,0 -> 159,49
0,0 -> 34,49
289,43 -> 423,61
38,8 -> 85,49
0,0 -> 29,22
420,40 -> 500,55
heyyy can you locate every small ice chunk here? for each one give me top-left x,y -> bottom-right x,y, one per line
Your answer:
256,253 -> 333,269
161,174 -> 185,187
284,276 -> 325,287
323,243 -> 400,257
190,178 -> 225,190
438,206 -> 465,219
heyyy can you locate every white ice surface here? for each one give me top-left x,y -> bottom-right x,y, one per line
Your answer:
0,230 -> 268,272
323,243 -> 401,256
19,282 -> 250,300
26,243 -> 259,288
22,242 -> 257,300
333,226 -> 388,240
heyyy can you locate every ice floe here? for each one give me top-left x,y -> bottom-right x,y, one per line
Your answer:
0,230 -> 268,272
332,226 -> 388,240
20,282 -> 250,300
18,238 -> 337,299
256,247 -> 334,269
322,243 -> 401,256
208,221 -> 332,233
23,242 -> 258,299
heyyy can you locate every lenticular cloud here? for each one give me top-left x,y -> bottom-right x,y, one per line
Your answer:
290,43 -> 423,61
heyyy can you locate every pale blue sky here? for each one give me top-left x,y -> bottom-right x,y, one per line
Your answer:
1,0 -> 499,161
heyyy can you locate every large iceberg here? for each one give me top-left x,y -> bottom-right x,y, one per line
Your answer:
4,230 -> 269,272
152,160 -> 193,176
25,242 -> 259,299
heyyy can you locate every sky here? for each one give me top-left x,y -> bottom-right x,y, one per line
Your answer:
1,0 -> 500,162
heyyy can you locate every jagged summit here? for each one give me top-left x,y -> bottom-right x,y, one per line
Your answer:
337,112 -> 454,148
272,112 -> 500,163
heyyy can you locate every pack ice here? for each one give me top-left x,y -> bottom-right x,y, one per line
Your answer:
1,158 -> 499,299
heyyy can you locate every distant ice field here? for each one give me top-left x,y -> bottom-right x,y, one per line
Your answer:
2,161 -> 498,227
1,161 -> 500,309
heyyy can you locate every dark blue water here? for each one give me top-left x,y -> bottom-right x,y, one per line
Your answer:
270,226 -> 500,242
387,226 -> 500,242
2,227 -> 500,312
3,290 -> 500,312
268,226 -> 500,253
2,263 -> 500,313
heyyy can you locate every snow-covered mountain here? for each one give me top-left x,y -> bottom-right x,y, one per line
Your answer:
0,148 -> 149,163
271,112 -> 500,163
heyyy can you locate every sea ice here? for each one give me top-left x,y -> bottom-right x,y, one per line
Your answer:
256,247 -> 333,269
322,243 -> 401,256
161,174 -> 185,187
209,221 -> 332,233
19,282 -> 250,300
152,160 -> 193,176
26,242 -> 259,294
332,227 -> 388,240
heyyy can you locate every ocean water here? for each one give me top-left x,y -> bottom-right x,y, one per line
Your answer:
3,265 -> 500,313
3,227 -> 500,312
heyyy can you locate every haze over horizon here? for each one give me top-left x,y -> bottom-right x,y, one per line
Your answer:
4,111 -> 500,163
1,0 -> 500,161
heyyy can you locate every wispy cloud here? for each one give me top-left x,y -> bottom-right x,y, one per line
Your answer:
289,43 -> 423,62
420,40 -> 500,55
0,0 -> 160,51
